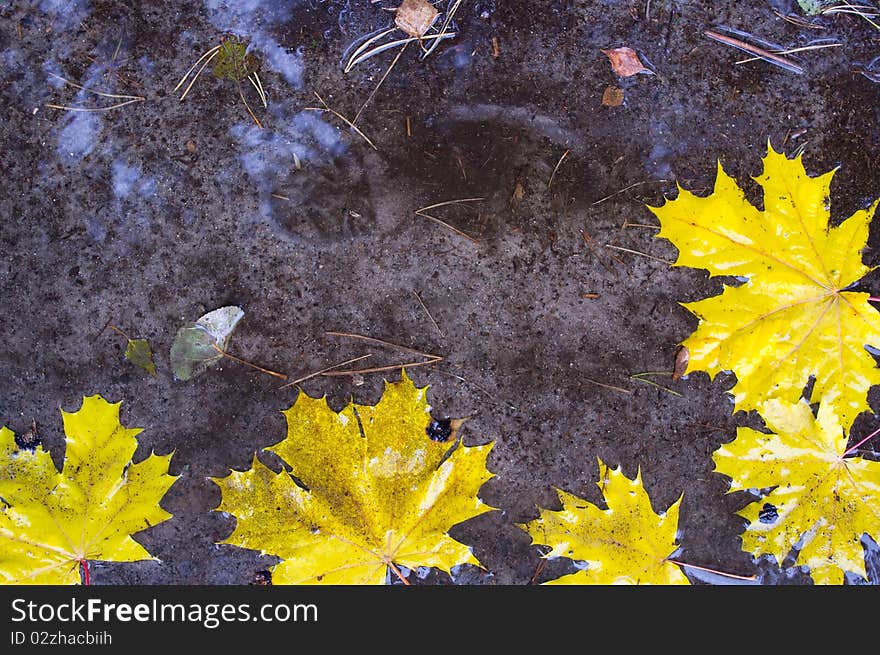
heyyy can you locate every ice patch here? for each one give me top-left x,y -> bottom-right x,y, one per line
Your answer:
84,216 -> 107,242
250,34 -> 304,87
112,159 -> 141,198
41,59 -> 67,88
57,111 -> 101,164
203,0 -> 303,89
231,107 -> 346,198
109,158 -> 156,200
204,0 -> 294,29
39,0 -> 91,31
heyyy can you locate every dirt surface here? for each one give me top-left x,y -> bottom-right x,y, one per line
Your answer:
2,0 -> 879,585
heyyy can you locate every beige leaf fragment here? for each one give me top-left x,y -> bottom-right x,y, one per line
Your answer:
602,86 -> 624,107
601,47 -> 650,77
395,0 -> 439,38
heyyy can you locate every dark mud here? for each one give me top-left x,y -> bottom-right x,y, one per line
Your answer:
1,0 -> 879,584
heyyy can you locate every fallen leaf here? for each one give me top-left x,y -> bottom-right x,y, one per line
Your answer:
125,338 -> 157,376
713,398 -> 880,584
651,144 -> 880,432
671,346 -> 689,381
395,0 -> 439,38
170,306 -> 244,381
213,370 -> 496,584
109,326 -> 157,376
520,458 -> 688,584
601,47 -> 650,77
212,36 -> 260,82
0,396 -> 175,584
797,0 -> 827,15
602,85 -> 624,106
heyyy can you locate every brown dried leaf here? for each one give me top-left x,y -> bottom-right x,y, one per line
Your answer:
672,346 -> 689,381
601,47 -> 650,77
395,0 -> 439,38
602,86 -> 624,107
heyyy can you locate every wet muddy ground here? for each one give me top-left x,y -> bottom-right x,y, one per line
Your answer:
2,0 -> 879,584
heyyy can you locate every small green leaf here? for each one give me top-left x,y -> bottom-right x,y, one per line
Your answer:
796,0 -> 829,15
125,338 -> 157,376
212,38 -> 259,82
170,306 -> 244,381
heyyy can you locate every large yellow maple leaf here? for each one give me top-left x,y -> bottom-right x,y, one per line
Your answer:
0,396 -> 176,584
651,145 -> 880,431
213,371 -> 496,584
520,458 -> 688,584
713,398 -> 880,585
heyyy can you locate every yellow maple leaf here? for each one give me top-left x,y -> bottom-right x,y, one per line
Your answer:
0,396 -> 176,584
213,371 -> 496,584
521,458 -> 688,584
713,398 -> 880,584
651,144 -> 880,431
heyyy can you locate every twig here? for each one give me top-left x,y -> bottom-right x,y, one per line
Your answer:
306,92 -> 378,150
278,354 -> 373,389
414,291 -> 443,337
592,179 -> 671,205
388,561 -> 411,585
529,558 -> 547,585
324,331 -> 442,359
416,197 -> 486,213
237,82 -> 263,129
584,378 -> 632,394
45,99 -> 144,112
343,27 -> 398,73
346,32 -> 457,71
844,424 -> 880,457
415,197 -> 484,244
46,72 -> 145,112
250,72 -> 267,106
822,2 -> 880,31
322,357 -> 443,376
175,46 -> 220,100
703,29 -> 804,74
435,368 -> 518,410
48,72 -> 143,100
174,44 -> 221,92
622,221 -> 661,229
735,42 -> 841,65
667,559 -> 757,582
605,244 -> 673,265
583,230 -> 623,270
416,213 -> 479,243
629,371 -> 681,396
107,324 -> 130,340
772,9 -> 826,29
353,41 -> 409,125
210,343 -> 288,379
421,0 -> 464,59
547,149 -> 571,189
